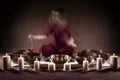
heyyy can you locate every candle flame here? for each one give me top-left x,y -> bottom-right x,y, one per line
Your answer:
113,53 -> 115,56
36,58 -> 38,61
84,57 -> 87,61
107,53 -> 109,55
98,55 -> 101,58
6,53 -> 8,56
20,54 -> 22,57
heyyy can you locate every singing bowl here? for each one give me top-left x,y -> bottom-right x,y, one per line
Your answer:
50,54 -> 69,64
10,49 -> 41,64
74,49 -> 109,64
10,49 -> 109,65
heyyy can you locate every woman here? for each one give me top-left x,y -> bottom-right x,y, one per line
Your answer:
28,8 -> 77,57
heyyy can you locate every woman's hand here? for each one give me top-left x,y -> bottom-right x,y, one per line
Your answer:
67,37 -> 77,48
28,34 -> 35,39
67,42 -> 77,48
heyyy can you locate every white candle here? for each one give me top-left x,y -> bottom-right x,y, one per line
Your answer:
63,61 -> 71,71
3,53 -> 11,70
48,59 -> 56,71
96,55 -> 102,71
18,55 -> 24,70
110,53 -> 118,69
82,57 -> 89,71
34,58 -> 40,71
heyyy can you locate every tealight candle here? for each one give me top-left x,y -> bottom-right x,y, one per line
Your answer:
110,53 -> 118,69
18,55 -> 24,70
96,55 -> 102,71
63,61 -> 71,71
48,59 -> 56,71
82,57 -> 89,71
34,58 -> 40,71
3,53 -> 11,70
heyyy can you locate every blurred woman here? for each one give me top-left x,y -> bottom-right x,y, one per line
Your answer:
28,8 -> 77,57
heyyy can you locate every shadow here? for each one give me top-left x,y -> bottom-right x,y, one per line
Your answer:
96,68 -> 111,73
23,69 -> 39,74
80,69 -> 97,73
70,67 -> 120,73
71,69 -> 82,72
6,69 -> 20,73
0,69 -> 4,72
96,68 -> 120,73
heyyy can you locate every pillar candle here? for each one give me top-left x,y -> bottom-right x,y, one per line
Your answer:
18,55 -> 24,70
82,57 -> 89,71
34,58 -> 40,71
63,61 -> 71,71
96,55 -> 102,71
48,59 -> 56,71
3,53 -> 11,70
110,53 -> 118,69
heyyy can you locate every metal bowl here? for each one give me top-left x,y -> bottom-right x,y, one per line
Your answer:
74,49 -> 109,64
50,54 -> 69,64
10,49 -> 40,64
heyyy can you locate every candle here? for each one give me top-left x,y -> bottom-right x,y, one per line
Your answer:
3,53 -> 11,70
110,53 -> 118,69
82,57 -> 89,71
63,61 -> 71,71
18,55 -> 24,70
48,59 -> 56,71
96,55 -> 102,71
34,58 -> 40,71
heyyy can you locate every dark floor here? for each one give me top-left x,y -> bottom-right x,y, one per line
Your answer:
0,54 -> 120,80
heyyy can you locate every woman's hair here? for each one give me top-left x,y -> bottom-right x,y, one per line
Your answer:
49,8 -> 67,27
50,8 -> 66,18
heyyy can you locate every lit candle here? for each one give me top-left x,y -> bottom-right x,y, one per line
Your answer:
63,61 -> 71,71
48,59 -> 56,71
110,53 -> 118,69
3,53 -> 11,70
96,55 -> 102,71
18,55 -> 24,70
34,58 -> 40,71
82,57 -> 89,71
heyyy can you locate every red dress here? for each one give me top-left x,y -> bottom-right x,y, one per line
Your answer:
39,24 -> 75,56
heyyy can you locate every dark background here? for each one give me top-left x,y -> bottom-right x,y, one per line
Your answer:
0,0 -> 120,53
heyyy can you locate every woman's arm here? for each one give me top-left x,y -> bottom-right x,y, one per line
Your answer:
28,25 -> 53,40
28,34 -> 47,40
